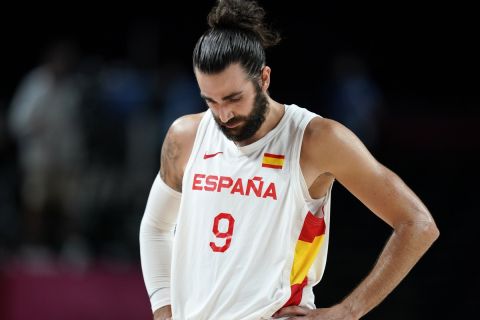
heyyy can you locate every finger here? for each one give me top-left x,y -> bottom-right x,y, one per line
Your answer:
274,306 -> 309,317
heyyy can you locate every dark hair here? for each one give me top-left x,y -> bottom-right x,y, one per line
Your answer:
193,0 -> 281,79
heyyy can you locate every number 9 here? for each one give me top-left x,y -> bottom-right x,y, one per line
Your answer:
210,212 -> 235,252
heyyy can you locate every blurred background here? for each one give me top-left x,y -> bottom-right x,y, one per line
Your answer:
0,1 -> 478,319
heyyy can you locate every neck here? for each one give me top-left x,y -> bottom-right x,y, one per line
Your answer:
235,97 -> 285,147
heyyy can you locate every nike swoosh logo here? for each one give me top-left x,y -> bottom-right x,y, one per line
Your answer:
203,152 -> 223,159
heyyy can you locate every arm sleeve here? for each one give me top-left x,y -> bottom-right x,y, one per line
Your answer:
139,173 -> 181,312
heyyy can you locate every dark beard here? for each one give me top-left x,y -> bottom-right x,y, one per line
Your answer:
214,84 -> 268,142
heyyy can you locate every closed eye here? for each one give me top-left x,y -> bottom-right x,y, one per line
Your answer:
203,97 -> 216,106
200,92 -> 242,105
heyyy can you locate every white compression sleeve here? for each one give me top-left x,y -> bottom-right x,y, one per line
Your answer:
139,173 -> 181,312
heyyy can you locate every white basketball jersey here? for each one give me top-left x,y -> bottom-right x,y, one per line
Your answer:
171,104 -> 332,320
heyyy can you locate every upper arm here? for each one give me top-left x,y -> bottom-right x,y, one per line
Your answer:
305,117 -> 434,228
160,113 -> 204,192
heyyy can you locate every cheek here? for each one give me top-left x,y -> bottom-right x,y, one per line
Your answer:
238,97 -> 256,115
236,102 -> 250,114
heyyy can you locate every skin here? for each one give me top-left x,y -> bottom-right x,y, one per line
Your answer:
154,62 -> 439,320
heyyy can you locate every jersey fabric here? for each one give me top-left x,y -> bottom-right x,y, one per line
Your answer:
171,104 -> 333,320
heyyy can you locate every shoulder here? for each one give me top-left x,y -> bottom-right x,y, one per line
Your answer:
160,112 -> 206,191
164,111 -> 206,159
301,116 -> 372,174
303,116 -> 351,149
167,112 -> 206,144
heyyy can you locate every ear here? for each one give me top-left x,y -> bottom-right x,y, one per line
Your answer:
260,66 -> 271,91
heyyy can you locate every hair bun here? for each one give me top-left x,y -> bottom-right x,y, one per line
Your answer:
207,0 -> 281,48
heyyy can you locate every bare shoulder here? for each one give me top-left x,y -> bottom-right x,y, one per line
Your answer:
304,117 -> 349,146
168,112 -> 205,143
302,117 -> 350,163
302,116 -> 379,176
160,112 -> 205,191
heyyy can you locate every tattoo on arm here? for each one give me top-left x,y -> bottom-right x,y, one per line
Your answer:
160,130 -> 182,192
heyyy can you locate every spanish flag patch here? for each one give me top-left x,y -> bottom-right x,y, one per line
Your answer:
262,153 -> 285,169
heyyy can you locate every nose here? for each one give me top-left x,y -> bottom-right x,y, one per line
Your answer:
217,105 -> 234,123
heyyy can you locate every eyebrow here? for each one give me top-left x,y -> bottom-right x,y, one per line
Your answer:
200,91 -> 243,103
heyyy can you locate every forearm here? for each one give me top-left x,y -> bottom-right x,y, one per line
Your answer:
139,174 -> 181,315
340,219 -> 439,318
140,220 -> 174,312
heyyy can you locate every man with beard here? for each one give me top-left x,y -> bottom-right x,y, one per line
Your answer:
139,1 -> 439,319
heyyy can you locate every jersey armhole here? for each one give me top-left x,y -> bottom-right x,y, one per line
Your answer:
291,114 -> 325,211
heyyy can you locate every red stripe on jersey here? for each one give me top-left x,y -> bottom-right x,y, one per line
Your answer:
298,211 -> 326,243
282,277 -> 308,307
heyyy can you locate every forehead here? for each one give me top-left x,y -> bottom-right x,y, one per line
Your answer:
195,63 -> 253,98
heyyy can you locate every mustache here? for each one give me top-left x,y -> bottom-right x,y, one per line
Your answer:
222,117 -> 246,127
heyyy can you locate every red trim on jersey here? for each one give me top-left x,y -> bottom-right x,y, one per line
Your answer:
298,211 -> 326,243
283,277 -> 308,307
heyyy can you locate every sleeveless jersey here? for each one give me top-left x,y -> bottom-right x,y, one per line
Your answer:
171,104 -> 333,320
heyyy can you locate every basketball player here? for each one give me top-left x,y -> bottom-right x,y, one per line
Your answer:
139,1 -> 439,319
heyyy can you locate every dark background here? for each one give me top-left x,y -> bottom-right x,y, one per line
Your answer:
0,1 -> 478,319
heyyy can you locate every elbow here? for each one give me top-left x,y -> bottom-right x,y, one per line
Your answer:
426,219 -> 440,244
414,217 -> 440,248
395,215 -> 440,248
